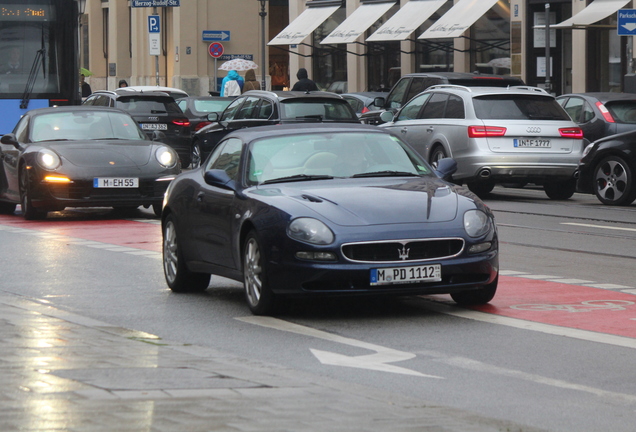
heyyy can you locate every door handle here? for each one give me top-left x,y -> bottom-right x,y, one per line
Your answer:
401,127 -> 407,134
196,192 -> 204,202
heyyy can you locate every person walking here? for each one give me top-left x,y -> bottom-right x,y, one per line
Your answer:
220,70 -> 242,97
242,69 -> 260,93
291,68 -> 318,92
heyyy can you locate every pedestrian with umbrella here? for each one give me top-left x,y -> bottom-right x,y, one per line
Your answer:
242,69 -> 260,93
220,70 -> 242,97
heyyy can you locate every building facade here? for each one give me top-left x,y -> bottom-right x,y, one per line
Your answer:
82,0 -> 636,96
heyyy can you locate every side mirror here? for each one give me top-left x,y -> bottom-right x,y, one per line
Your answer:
0,133 -> 20,148
373,96 -> 385,107
380,110 -> 395,123
204,169 -> 236,191
207,112 -> 219,122
434,158 -> 457,181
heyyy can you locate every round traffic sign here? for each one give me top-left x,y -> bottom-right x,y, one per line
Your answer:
209,42 -> 224,58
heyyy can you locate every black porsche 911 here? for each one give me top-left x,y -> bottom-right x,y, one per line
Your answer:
161,123 -> 499,315
0,106 -> 180,219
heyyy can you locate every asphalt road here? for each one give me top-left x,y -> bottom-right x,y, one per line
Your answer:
1,186 -> 635,431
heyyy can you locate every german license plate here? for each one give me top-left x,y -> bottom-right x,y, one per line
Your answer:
93,178 -> 139,188
370,264 -> 441,286
141,123 -> 167,130
514,138 -> 551,148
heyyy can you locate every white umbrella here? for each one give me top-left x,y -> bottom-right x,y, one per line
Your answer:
218,59 -> 259,71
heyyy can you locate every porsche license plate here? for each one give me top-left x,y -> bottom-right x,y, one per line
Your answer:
513,138 -> 551,148
93,178 -> 139,188
370,264 -> 441,286
141,123 -> 167,130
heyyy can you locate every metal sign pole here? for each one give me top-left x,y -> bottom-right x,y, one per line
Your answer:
214,58 -> 218,92
154,6 -> 160,85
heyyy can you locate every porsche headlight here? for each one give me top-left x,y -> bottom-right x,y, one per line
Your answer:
287,218 -> 334,245
37,149 -> 61,170
464,210 -> 491,238
156,146 -> 177,168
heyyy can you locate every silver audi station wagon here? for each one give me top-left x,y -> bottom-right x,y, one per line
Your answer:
380,85 -> 585,199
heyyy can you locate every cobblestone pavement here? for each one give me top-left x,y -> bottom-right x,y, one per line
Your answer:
0,293 -> 546,432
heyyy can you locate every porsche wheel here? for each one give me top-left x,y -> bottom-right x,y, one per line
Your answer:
451,276 -> 498,306
544,179 -> 576,200
243,231 -> 277,315
163,214 -> 210,292
19,167 -> 46,220
592,155 -> 636,206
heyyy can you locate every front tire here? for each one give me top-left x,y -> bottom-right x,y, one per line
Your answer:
243,231 -> 277,315
592,155 -> 636,206
190,141 -> 202,169
451,276 -> 498,305
543,179 -> 576,200
429,146 -> 447,168
163,214 -> 210,292
19,167 -> 46,220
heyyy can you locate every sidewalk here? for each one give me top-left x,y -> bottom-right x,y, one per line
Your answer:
0,293 -> 545,432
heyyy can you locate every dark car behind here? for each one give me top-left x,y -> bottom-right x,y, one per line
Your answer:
190,90 -> 360,168
176,96 -> 235,135
360,72 -> 525,125
557,92 -> 636,143
84,89 -> 192,167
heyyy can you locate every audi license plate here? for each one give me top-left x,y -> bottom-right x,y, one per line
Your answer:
93,178 -> 139,188
370,264 -> 441,286
141,123 -> 167,130
514,138 -> 551,148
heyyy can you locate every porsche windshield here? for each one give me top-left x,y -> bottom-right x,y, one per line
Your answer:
31,111 -> 146,142
247,132 -> 433,185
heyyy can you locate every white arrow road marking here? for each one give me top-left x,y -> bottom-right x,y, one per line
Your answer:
236,316 -> 443,378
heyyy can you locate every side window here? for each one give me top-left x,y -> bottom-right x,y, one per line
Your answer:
386,78 -> 410,109
14,116 -> 29,142
221,97 -> 244,121
206,138 -> 243,180
396,93 -> 431,121
582,102 -> 595,123
177,100 -> 187,112
83,96 -> 96,106
562,97 -> 584,122
419,93 -> 448,119
444,95 -> 464,119
235,97 -> 260,120
343,96 -> 362,113
405,78 -> 427,103
256,99 -> 274,119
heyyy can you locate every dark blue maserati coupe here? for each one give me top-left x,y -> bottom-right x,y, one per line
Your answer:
161,123 -> 499,315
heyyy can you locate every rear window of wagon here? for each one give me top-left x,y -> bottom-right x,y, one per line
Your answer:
473,94 -> 571,121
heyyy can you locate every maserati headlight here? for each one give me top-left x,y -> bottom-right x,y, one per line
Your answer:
156,146 -> 177,168
287,218 -> 334,245
37,149 -> 61,170
464,210 -> 491,238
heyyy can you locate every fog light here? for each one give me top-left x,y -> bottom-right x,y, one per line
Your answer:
295,251 -> 337,261
468,242 -> 492,254
44,175 -> 71,183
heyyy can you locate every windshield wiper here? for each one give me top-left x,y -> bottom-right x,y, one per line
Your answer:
262,174 -> 333,184
352,171 -> 420,178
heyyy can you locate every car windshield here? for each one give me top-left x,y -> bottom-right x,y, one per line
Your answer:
117,96 -> 182,115
605,101 -> 636,124
246,132 -> 433,185
280,99 -> 356,121
193,99 -> 233,113
473,94 -> 571,121
31,111 -> 146,142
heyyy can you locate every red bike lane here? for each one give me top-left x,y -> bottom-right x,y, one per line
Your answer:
1,214 -> 635,340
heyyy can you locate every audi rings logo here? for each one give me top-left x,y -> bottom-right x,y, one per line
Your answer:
148,117 -> 159,121
526,127 -> 541,133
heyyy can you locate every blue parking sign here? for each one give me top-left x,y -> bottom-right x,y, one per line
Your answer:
148,15 -> 160,33
618,9 -> 636,35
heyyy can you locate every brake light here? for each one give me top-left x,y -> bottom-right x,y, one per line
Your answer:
172,119 -> 191,127
559,127 -> 584,139
361,106 -> 370,114
468,126 -> 507,138
595,101 -> 615,123
194,121 -> 211,132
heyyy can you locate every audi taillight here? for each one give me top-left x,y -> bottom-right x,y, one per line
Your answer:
194,121 -> 211,132
559,127 -> 584,139
595,101 -> 615,123
468,126 -> 507,138
172,119 -> 191,127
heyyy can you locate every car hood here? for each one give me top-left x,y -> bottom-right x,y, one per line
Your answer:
46,141 -> 154,167
254,178 -> 460,226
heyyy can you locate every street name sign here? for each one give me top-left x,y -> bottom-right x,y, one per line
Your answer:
219,54 -> 253,61
618,9 -> 636,35
132,0 -> 180,7
202,31 -> 231,42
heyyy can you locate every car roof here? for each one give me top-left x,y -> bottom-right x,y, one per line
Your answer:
118,86 -> 188,97
100,89 -> 178,99
426,84 -> 552,97
224,123 -> 388,141
401,72 -> 524,82
26,106 -> 130,116
241,90 -> 346,100
558,92 -> 636,103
